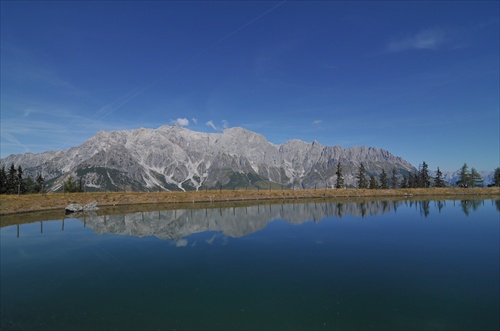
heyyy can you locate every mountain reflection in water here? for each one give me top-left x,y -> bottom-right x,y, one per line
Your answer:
1,199 -> 498,331
74,199 -> 494,240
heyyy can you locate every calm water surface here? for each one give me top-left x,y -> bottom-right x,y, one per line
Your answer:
1,199 -> 499,330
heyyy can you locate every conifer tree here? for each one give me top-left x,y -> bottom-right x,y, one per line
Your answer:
36,174 -> 45,193
17,165 -> 26,194
408,173 -> 416,188
0,165 -> 6,194
356,163 -> 368,189
25,176 -> 36,194
400,175 -> 408,188
369,175 -> 378,189
63,175 -> 77,193
391,168 -> 398,189
418,161 -> 430,188
458,163 -> 472,187
470,168 -> 482,187
379,169 -> 388,189
434,167 -> 445,187
493,168 -> 500,187
7,163 -> 17,194
335,162 -> 344,189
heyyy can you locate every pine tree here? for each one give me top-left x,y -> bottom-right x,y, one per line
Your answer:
0,165 -> 6,194
335,162 -> 344,189
400,175 -> 408,188
408,173 -> 416,188
63,175 -> 83,193
63,175 -> 78,193
357,163 -> 368,189
379,169 -> 388,189
470,168 -> 482,187
418,161 -> 430,188
434,167 -> 445,187
17,165 -> 26,194
7,163 -> 17,194
369,175 -> 378,189
36,174 -> 45,193
494,168 -> 500,187
391,168 -> 398,189
25,176 -> 36,194
458,163 -> 472,187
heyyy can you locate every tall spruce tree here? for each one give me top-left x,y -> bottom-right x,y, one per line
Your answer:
400,175 -> 408,188
379,169 -> 388,189
7,163 -> 17,194
335,162 -> 344,189
369,175 -> 378,189
418,161 -> 430,188
470,168 -> 482,187
434,167 -> 445,187
458,163 -> 472,187
357,163 -> 368,189
391,168 -> 398,189
408,173 -> 416,188
0,165 -> 6,194
17,165 -> 25,195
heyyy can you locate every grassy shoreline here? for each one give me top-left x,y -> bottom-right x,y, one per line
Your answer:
1,187 -> 498,216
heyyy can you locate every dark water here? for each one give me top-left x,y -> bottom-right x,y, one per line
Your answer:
1,200 -> 499,330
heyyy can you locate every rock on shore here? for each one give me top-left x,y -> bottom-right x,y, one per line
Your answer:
65,201 -> 99,213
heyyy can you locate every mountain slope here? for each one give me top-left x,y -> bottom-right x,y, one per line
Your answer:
1,125 -> 416,192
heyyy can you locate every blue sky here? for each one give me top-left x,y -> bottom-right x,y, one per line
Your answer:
1,1 -> 499,172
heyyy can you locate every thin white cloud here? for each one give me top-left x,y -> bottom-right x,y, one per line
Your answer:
206,120 -> 229,131
171,118 -> 189,126
312,120 -> 322,125
191,118 -> 198,124
206,120 -> 218,131
387,28 -> 446,52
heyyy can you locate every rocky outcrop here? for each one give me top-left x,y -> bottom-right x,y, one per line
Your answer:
65,204 -> 83,213
65,201 -> 99,214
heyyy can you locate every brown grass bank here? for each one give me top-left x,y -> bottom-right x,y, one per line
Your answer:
1,187 -> 498,216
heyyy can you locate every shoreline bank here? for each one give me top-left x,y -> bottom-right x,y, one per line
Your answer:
1,187 -> 498,216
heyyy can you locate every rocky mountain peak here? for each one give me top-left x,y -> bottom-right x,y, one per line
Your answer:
1,125 -> 416,191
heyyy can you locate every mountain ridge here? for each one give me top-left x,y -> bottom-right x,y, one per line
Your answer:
1,125 -> 416,191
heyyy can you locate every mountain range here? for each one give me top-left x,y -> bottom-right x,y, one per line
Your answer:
0,125 -> 429,192
81,201 -> 406,240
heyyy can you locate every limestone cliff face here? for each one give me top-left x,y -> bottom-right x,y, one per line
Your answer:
1,125 -> 415,191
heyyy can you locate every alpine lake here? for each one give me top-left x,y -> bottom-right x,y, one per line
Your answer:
1,197 -> 499,330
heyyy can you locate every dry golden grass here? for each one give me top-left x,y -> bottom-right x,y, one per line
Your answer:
1,187 -> 498,216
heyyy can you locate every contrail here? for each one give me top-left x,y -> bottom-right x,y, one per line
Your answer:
179,0 -> 288,65
60,1 -> 287,150
93,0 -> 287,122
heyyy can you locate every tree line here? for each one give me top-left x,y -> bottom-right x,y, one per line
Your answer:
336,162 -> 500,189
0,163 -> 85,194
0,164 -> 45,194
1,162 -> 499,194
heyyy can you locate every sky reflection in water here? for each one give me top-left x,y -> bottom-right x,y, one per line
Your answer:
1,199 -> 499,330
